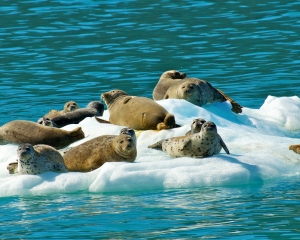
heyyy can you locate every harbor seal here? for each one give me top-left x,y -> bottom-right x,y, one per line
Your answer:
0,120 -> 85,149
43,101 -> 80,119
37,117 -> 56,127
289,144 -> 300,154
185,118 -> 206,136
49,101 -> 104,128
63,131 -> 137,172
148,121 -> 230,158
163,78 -> 243,113
9,143 -> 68,175
153,70 -> 187,100
100,89 -> 178,130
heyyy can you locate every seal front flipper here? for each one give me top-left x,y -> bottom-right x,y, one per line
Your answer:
217,89 -> 243,114
7,161 -> 18,174
220,138 -> 230,154
148,140 -> 164,150
94,116 -> 111,124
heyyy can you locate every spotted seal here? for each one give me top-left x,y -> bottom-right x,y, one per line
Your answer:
163,78 -> 243,114
148,121 -> 230,158
98,89 -> 178,130
0,120 -> 84,149
37,117 -> 56,127
153,70 -> 187,100
43,101 -> 80,119
185,118 -> 206,136
63,129 -> 137,172
49,101 -> 104,128
289,144 -> 300,154
7,143 -> 68,175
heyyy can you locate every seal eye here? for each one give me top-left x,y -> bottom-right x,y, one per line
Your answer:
120,140 -> 124,144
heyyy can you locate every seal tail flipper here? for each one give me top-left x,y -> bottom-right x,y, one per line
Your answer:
148,140 -> 164,150
289,144 -> 300,154
217,89 -> 243,114
157,113 -> 176,130
94,116 -> 111,124
220,138 -> 230,154
7,161 -> 18,174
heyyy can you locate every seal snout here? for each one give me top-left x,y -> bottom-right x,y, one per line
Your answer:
201,121 -> 217,132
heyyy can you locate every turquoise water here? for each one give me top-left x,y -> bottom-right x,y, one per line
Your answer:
1,178 -> 300,239
1,0 -> 300,239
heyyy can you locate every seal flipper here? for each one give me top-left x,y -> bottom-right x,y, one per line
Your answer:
217,89 -> 243,114
7,161 -> 18,174
157,113 -> 176,130
148,140 -> 164,150
220,138 -> 230,154
94,116 -> 111,124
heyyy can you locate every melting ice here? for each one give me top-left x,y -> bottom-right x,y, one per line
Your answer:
0,96 -> 300,197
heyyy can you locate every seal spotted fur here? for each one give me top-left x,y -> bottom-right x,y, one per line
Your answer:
99,90 -> 178,130
9,143 -> 68,175
148,121 -> 230,158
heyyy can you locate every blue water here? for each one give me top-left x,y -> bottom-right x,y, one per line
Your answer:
1,0 -> 300,238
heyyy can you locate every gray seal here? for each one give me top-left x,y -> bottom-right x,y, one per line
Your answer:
148,121 -> 230,158
185,118 -> 206,136
153,70 -> 187,100
50,101 -> 104,128
163,78 -> 243,114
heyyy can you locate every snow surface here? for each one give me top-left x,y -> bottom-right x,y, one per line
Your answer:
1,96 -> 300,197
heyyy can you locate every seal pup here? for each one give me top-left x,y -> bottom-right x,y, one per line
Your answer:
49,101 -> 104,128
289,144 -> 300,154
43,101 -> 80,119
63,131 -> 137,172
163,78 -> 243,114
185,118 -> 206,136
148,121 -> 230,158
0,120 -> 85,149
153,70 -> 187,100
99,89 -> 178,130
9,143 -> 68,175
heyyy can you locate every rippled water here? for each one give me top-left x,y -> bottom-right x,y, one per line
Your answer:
1,0 -> 300,238
1,0 -> 300,125
1,177 -> 300,239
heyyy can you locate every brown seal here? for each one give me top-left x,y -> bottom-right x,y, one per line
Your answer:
0,120 -> 84,149
63,131 -> 137,172
99,90 -> 178,130
7,143 -> 68,175
153,70 -> 187,100
148,121 -> 229,158
50,101 -> 104,128
289,144 -> 300,154
43,101 -> 80,119
163,78 -> 243,114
